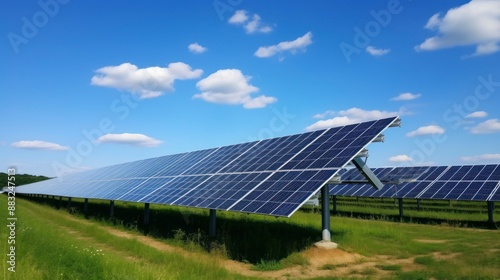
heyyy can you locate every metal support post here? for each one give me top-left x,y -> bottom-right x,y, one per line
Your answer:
398,198 -> 403,220
487,201 -> 495,223
110,200 -> 115,218
84,198 -> 88,215
321,185 -> 331,241
332,195 -> 337,214
209,209 -> 217,238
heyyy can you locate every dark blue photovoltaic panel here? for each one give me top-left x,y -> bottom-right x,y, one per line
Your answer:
489,183 -> 500,202
475,165 -> 497,180
444,182 -> 471,200
330,164 -> 500,202
15,117 -> 399,217
230,170 -> 335,216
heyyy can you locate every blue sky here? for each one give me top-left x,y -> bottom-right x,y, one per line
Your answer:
2,0 -> 500,177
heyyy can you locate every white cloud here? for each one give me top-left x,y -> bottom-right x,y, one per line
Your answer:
228,10 -> 248,24
97,133 -> 162,147
188,43 -> 207,54
255,32 -> 313,58
306,107 -> 405,131
469,118 -> 500,134
91,62 -> 203,99
391,92 -> 421,101
228,10 -> 272,34
313,110 -> 336,119
11,140 -> 68,151
366,46 -> 390,56
406,125 -> 445,137
465,111 -> 488,118
388,154 -> 413,162
461,153 -> 500,162
415,0 -> 500,57
194,69 -> 277,109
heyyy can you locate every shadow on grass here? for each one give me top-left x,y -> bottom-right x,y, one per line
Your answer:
24,195 -> 341,263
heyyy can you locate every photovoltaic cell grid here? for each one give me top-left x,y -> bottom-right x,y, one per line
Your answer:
14,117 -> 399,217
330,164 -> 500,202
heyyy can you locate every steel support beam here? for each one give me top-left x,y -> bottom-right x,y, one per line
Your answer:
351,157 -> 384,190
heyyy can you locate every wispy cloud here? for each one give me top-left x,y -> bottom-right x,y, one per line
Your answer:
461,153 -> 500,162
469,118 -> 500,134
228,10 -> 272,34
406,125 -> 445,137
465,111 -> 488,118
255,32 -> 313,59
188,43 -> 207,54
194,69 -> 277,109
415,0 -> 500,57
366,46 -> 390,56
97,133 -> 162,147
391,92 -> 421,101
313,110 -> 336,119
11,140 -> 68,151
91,62 -> 203,99
306,107 -> 406,131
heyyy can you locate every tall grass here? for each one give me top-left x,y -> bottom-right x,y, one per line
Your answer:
0,195 -> 253,280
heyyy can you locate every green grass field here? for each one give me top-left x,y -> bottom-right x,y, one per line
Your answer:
2,195 -> 499,279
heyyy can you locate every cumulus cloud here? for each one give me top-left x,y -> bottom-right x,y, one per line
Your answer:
415,0 -> 500,57
366,46 -> 390,56
461,153 -> 500,162
465,111 -> 488,118
391,92 -> 421,101
228,10 -> 272,34
97,133 -> 162,147
11,140 -> 68,151
255,32 -> 313,58
306,107 -> 405,131
388,154 -> 413,162
194,69 -> 276,109
469,118 -> 500,134
228,10 -> 248,24
406,125 -> 445,137
188,43 -> 207,54
91,62 -> 203,99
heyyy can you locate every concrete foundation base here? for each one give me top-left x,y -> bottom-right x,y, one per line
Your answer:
314,240 -> 338,249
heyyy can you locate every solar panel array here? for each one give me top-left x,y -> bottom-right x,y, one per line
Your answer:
330,165 -> 500,202
14,117 -> 399,217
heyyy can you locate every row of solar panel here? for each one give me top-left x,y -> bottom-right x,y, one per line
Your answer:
14,117 -> 399,217
330,164 -> 500,201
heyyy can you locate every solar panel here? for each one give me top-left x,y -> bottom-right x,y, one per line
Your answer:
330,164 -> 500,202
15,117 -> 399,217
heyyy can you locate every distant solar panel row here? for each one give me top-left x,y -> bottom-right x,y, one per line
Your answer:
330,164 -> 500,202
14,117 -> 399,217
